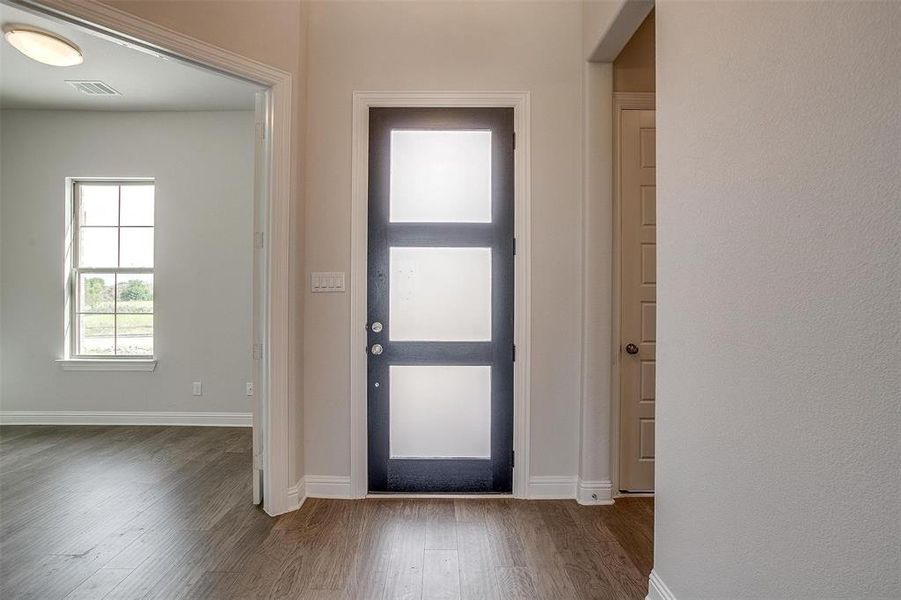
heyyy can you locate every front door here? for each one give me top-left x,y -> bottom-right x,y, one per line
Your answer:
619,108 -> 656,492
367,107 -> 514,493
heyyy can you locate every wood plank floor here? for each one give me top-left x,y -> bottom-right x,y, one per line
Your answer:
0,425 -> 653,599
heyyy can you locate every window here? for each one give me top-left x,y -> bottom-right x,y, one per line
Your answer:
71,181 -> 154,357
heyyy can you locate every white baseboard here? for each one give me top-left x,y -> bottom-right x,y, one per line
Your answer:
527,475 -> 578,499
287,475 -> 611,506
646,570 -> 676,600
0,411 -> 252,427
287,478 -> 307,512
526,476 -> 615,504
304,475 -> 353,499
576,479 -> 614,505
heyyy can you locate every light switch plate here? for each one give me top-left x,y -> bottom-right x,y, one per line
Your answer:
311,271 -> 346,293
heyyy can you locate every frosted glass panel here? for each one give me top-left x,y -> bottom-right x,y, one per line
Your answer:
390,130 -> 491,223
390,365 -> 491,459
390,247 -> 491,341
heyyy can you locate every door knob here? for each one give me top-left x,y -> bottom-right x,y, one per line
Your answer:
370,321 -> 383,333
371,343 -> 383,355
625,343 -> 639,355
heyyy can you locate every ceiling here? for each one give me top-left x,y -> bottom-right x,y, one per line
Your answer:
0,2 -> 261,111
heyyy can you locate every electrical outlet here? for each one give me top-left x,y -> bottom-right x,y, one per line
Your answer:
192,381 -> 202,396
246,382 -> 254,396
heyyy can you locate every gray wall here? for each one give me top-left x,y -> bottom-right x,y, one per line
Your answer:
0,110 -> 255,416
654,1 -> 900,597
302,1 -> 586,482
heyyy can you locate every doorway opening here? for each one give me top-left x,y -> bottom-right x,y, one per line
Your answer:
612,8 -> 656,496
2,0 -> 293,515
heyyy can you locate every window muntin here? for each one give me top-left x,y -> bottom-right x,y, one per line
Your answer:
72,181 -> 154,357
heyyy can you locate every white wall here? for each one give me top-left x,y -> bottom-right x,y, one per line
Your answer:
303,1 -> 585,482
579,60 -> 615,491
654,1 -> 900,598
0,110 -> 255,416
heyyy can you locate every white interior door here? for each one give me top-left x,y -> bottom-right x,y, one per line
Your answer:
619,108 -> 656,493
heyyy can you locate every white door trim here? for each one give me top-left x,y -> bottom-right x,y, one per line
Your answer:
21,0 -> 294,516
350,91 -> 532,499
612,92 -> 656,495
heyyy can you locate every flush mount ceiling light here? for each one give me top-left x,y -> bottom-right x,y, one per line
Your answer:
3,24 -> 83,66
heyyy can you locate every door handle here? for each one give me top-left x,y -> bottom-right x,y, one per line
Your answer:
625,343 -> 639,355
370,343 -> 383,356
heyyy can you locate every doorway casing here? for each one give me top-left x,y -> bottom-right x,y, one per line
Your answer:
349,91 -> 532,499
16,0 -> 295,516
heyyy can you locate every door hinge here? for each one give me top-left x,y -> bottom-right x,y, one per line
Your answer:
252,343 -> 263,360
255,121 -> 267,142
513,237 -> 517,256
511,450 -> 515,468
512,343 -> 516,362
254,231 -> 264,249
512,131 -> 516,150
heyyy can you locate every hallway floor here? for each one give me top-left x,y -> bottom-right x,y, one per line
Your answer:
0,425 -> 652,599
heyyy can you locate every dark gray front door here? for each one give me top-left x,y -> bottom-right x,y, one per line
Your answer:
367,107 -> 515,493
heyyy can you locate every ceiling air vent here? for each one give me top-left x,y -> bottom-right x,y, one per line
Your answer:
66,80 -> 121,96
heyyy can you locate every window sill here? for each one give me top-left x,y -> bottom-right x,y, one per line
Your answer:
56,359 -> 158,372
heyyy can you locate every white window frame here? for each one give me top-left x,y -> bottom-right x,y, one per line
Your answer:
69,178 -> 156,360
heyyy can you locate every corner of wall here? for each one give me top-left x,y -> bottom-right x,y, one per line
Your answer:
577,478 -> 615,505
582,0 -> 623,61
525,476 -> 613,504
287,476 -> 307,512
584,0 -> 654,63
291,0 -> 311,493
646,570 -> 677,600
579,59 -> 616,492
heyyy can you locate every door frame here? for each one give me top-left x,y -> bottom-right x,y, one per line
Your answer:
18,0 -> 295,515
350,91 -> 532,499
611,92 -> 656,496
